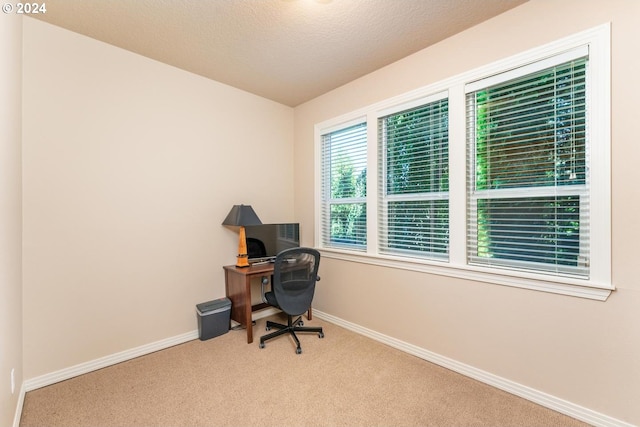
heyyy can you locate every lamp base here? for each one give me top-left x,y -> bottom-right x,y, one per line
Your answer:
235,226 -> 250,268
236,254 -> 250,268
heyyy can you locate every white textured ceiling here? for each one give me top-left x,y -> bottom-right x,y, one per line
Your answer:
32,0 -> 527,106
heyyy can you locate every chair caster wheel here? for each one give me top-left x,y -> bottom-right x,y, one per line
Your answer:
296,347 -> 302,354
266,326 -> 271,331
298,320 -> 304,326
319,332 -> 325,338
259,342 -> 265,349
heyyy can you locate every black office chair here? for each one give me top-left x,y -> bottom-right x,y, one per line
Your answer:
259,247 -> 324,354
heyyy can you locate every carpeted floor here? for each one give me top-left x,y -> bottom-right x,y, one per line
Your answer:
20,314 -> 589,427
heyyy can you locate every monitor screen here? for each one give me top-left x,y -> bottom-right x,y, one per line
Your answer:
245,223 -> 300,262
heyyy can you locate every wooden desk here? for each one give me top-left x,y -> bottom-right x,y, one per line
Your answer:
224,263 -> 314,344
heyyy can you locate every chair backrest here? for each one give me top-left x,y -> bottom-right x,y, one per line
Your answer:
247,237 -> 266,259
272,247 -> 321,316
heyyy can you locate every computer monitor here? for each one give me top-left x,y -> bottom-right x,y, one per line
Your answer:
245,223 -> 300,263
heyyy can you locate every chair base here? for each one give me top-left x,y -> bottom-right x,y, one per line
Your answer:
259,315 -> 324,354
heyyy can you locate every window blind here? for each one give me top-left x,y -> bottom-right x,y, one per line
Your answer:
466,54 -> 589,277
378,98 -> 449,260
321,122 -> 368,249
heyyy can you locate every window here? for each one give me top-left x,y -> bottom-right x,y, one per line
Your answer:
321,122 -> 367,250
315,25 -> 611,300
466,49 -> 589,278
378,94 -> 449,261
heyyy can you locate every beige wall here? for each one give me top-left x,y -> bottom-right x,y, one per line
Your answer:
294,0 -> 640,424
21,18 -> 294,379
0,13 -> 23,427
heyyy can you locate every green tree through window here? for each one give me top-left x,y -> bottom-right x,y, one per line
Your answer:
322,122 -> 367,248
470,57 -> 587,274
380,97 -> 449,258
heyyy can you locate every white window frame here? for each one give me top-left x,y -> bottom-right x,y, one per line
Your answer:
465,47 -> 590,278
318,117 -> 368,251
378,92 -> 450,262
314,24 -> 611,301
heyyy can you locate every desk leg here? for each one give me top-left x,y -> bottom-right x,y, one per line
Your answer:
225,269 -> 253,343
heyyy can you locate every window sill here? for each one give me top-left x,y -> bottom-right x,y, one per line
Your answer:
319,249 -> 614,301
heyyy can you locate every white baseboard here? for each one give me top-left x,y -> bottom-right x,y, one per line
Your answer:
313,310 -> 634,427
12,382 -> 26,427
23,330 -> 199,392
23,310 -> 282,393
17,311 -> 633,427
253,307 -> 280,320
21,308 -> 283,393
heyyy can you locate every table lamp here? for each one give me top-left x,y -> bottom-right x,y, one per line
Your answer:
222,204 -> 262,268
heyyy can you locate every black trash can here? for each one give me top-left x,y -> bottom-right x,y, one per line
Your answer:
196,297 -> 231,340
